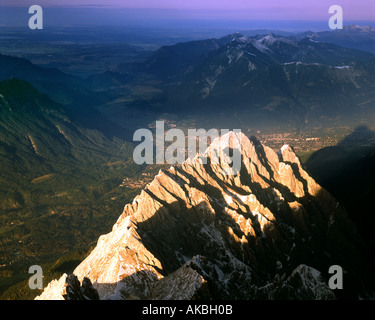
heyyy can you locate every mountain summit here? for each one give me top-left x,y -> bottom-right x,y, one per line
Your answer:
36,132 -> 375,300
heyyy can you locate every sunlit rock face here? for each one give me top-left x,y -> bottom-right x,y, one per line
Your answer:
36,132 -> 374,300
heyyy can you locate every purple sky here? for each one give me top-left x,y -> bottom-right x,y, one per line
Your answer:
1,0 -> 374,20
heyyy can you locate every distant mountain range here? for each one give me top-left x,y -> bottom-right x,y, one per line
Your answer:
0,53 -> 100,107
3,26 -> 375,132
0,54 -> 132,139
298,25 -> 375,53
116,29 -> 375,130
142,31 -> 375,80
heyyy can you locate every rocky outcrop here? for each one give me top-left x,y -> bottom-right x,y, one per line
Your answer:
36,132 -> 374,300
63,274 -> 99,300
257,264 -> 336,300
149,263 -> 210,300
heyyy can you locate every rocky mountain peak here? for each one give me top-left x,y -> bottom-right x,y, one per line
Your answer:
36,131 -> 374,300
342,25 -> 375,32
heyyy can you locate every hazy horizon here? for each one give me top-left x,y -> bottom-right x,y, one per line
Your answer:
0,2 -> 374,32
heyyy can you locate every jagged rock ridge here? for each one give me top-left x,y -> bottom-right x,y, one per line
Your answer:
36,132 -> 374,300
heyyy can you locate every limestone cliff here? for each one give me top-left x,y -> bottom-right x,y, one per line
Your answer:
36,132 -> 374,300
